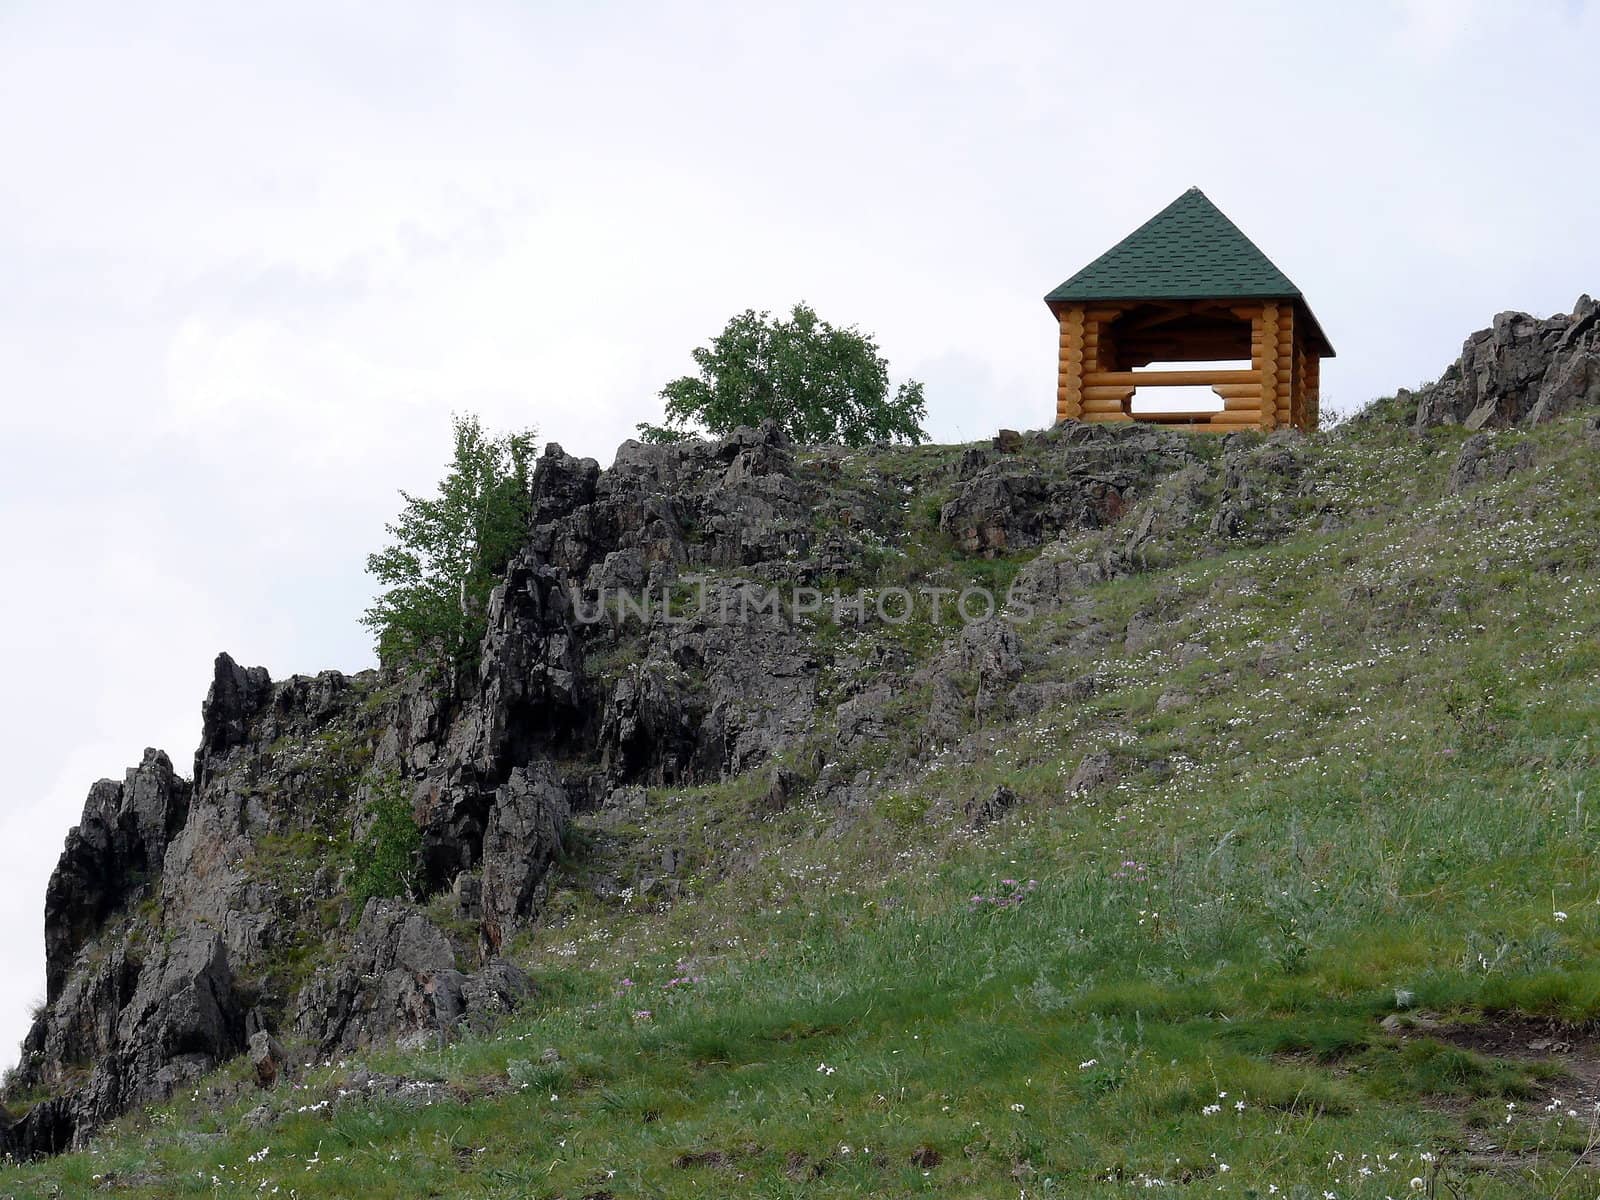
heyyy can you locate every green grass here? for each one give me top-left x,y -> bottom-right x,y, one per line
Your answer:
9,414 -> 1600,1196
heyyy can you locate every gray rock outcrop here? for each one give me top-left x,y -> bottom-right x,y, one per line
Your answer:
1447,432 -> 1534,494
42,748 -> 189,1003
1412,295 -> 1600,429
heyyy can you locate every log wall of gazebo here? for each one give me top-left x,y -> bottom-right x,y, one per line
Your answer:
1052,299 -> 1322,433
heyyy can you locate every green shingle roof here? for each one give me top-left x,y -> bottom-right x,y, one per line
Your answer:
1046,188 -> 1332,355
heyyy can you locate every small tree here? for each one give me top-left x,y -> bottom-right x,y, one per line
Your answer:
640,303 -> 927,446
348,773 -> 421,910
363,414 -> 536,670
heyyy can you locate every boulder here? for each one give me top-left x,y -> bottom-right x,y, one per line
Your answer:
1069,749 -> 1118,794
1447,433 -> 1534,494
992,428 -> 1024,453
964,784 -> 1018,828
111,931 -> 244,1108
249,1030 -> 287,1090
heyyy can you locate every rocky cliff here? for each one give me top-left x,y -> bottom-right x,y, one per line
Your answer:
4,297 -> 1595,1161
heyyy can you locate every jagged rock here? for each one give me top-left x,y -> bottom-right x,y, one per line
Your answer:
599,659 -> 702,784
292,901 -> 457,1055
1448,433 -> 1534,494
759,764 -> 807,814
249,1030 -> 287,1090
20,945 -> 139,1096
531,441 -> 600,527
1069,749 -> 1117,794
473,556 -> 586,765
600,786 -> 647,819
958,446 -> 992,478
594,593 -> 820,787
940,466 -> 1125,556
965,784 -> 1018,828
452,872 -> 483,921
1256,639 -> 1296,676
992,428 -> 1024,453
1123,464 -> 1207,562
3,1096 -> 77,1160
1201,434 -> 1308,542
460,961 -> 534,1031
943,424 -> 1180,556
1209,501 -> 1242,538
1414,296 -> 1600,428
836,688 -> 894,749
110,931 -> 244,1108
11,930 -> 249,1149
405,554 -> 586,894
341,1071 -> 451,1108
1012,675 -> 1097,717
198,653 -> 273,770
1,407 -> 1339,1160
481,762 -> 571,934
914,619 -> 1023,743
290,901 -> 528,1056
1124,612 -> 1161,655
1008,544 -> 1127,611
43,749 -> 189,1002
958,619 -> 1022,700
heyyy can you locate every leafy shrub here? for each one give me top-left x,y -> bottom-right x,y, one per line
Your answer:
349,774 -> 422,910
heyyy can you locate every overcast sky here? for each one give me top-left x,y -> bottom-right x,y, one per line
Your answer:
3,0 -> 1597,1071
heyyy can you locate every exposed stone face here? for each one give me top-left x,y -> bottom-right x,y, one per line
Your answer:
1069,748 -> 1118,794
965,784 -> 1018,828
198,652 -> 274,775
102,932 -> 245,1112
1412,295 -> 1600,429
3,1096 -> 76,1160
481,762 -> 572,936
9,660 -> 387,1155
1447,432 -> 1535,494
941,423 -> 1195,557
43,748 -> 189,1002
249,1029 -> 287,1090
289,900 -> 530,1056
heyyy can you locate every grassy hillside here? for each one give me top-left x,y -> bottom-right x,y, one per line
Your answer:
8,408 -> 1600,1198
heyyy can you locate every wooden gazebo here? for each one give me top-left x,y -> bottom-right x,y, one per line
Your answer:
1045,188 -> 1334,432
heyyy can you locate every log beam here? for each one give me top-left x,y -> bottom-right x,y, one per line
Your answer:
1305,355 -> 1321,431
1276,306 -> 1295,429
1082,369 -> 1259,387
1256,304 -> 1279,432
1057,306 -> 1086,423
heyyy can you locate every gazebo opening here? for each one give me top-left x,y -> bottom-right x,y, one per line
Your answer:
1128,377 -> 1236,417
1045,188 -> 1333,433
